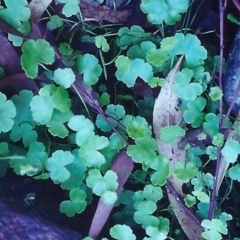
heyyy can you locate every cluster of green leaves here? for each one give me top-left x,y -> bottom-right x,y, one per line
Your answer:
201,219 -> 228,240
140,0 -> 189,25
0,0 -> 30,29
111,5 -> 240,240
132,185 -> 169,238
1,0 -> 240,239
0,0 -> 31,46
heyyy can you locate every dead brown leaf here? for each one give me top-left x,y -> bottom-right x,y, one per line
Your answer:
80,1 -> 131,23
153,55 -> 185,194
0,19 -> 28,39
153,55 -> 204,240
88,149 -> 134,239
28,0 -> 52,23
0,32 -> 22,75
216,111 -> 240,194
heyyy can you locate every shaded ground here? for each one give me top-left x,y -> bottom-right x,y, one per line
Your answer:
0,170 -> 91,239
0,198 -> 80,240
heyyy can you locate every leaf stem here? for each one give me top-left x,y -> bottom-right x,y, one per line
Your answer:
208,0 -> 226,220
166,181 -> 202,226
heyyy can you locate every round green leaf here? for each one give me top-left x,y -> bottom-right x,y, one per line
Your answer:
46,150 -> 74,183
140,0 -> 189,25
53,68 -> 75,88
60,188 -> 87,217
21,39 -> 55,78
76,54 -> 102,87
58,0 -> 80,17
201,219 -> 228,235
110,224 -> 136,240
95,35 -> 110,52
173,162 -> 198,181
101,190 -> 117,205
160,125 -> 185,143
221,140 -> 240,163
0,93 -> 16,133
209,86 -> 223,101
0,0 -> 31,29
228,164 -> 240,181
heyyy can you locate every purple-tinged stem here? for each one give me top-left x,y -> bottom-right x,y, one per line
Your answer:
208,0 -> 226,220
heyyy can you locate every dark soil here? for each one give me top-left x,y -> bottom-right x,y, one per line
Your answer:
0,169 -> 92,239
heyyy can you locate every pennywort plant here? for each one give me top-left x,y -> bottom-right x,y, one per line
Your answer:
0,0 -> 240,239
